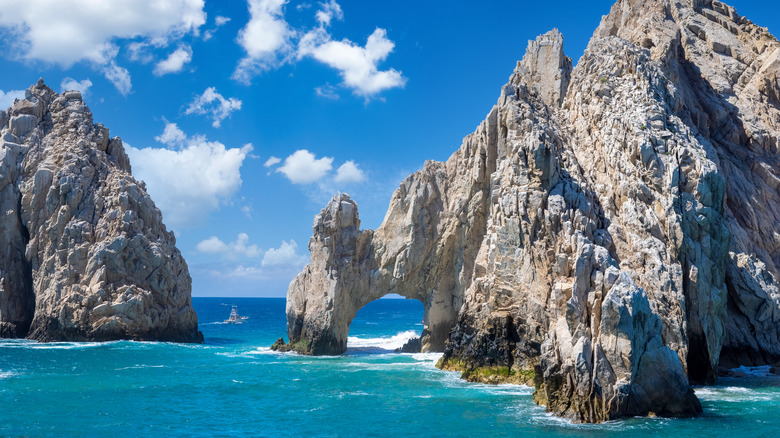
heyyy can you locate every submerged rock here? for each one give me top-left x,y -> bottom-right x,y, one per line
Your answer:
0,80 -> 202,343
286,0 -> 780,423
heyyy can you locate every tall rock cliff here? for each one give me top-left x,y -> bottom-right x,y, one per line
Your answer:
0,80 -> 202,343
283,0 -> 780,423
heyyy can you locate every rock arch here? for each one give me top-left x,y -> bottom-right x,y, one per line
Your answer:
282,189 -> 484,355
283,164 -> 498,354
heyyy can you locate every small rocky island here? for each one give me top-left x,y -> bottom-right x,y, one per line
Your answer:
0,80 -> 201,343
275,0 -> 780,423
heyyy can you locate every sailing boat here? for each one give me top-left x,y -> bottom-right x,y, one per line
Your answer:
224,305 -> 248,324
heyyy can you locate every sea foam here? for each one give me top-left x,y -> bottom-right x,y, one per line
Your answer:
346,330 -> 419,353
0,370 -> 19,380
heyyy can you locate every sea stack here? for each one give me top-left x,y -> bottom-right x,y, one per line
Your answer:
0,80 -> 202,343
283,0 -> 780,423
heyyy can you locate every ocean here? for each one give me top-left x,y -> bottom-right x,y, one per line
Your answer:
1,298 -> 779,437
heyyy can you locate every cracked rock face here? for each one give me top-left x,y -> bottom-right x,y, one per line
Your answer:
0,81 -> 202,343
286,0 -> 780,423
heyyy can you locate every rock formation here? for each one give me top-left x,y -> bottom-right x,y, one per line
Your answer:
282,0 -> 780,423
0,80 -> 202,343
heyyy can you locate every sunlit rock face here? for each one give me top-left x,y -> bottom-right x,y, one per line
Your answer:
0,80 -> 202,343
285,0 -> 780,423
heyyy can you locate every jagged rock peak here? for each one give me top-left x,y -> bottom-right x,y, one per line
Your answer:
0,80 -> 202,342
285,0 -> 780,424
512,28 -> 572,108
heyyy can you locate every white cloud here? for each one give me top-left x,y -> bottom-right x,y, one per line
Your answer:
276,149 -> 333,184
228,0 -> 404,98
315,0 -> 343,26
233,0 -> 295,83
185,87 -> 243,128
155,120 -> 188,148
212,265 -> 265,279
334,160 -> 365,183
0,89 -> 26,109
262,240 -> 307,267
127,39 -> 167,64
314,84 -> 339,100
203,16 -> 232,41
264,156 -> 281,167
196,233 -> 261,258
60,77 -> 93,95
126,124 -> 252,229
0,0 -> 205,94
101,61 -> 133,95
240,204 -> 253,219
299,27 -> 406,97
154,45 -> 193,75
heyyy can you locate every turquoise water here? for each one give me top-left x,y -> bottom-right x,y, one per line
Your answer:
2,298 -> 779,437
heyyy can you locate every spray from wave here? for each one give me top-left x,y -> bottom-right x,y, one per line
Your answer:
347,330 -> 420,353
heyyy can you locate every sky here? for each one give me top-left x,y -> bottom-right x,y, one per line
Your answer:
0,0 -> 778,297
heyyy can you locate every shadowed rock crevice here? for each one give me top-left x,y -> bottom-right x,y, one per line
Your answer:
0,189 -> 35,338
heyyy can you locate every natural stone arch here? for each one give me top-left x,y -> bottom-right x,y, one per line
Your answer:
281,186 -> 487,355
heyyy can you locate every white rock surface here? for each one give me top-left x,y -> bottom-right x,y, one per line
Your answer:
0,80 -> 202,342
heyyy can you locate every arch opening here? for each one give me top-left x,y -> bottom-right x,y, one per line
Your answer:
346,296 -> 424,354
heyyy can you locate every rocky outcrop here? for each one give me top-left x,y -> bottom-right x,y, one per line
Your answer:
396,337 -> 422,354
284,0 -> 780,424
0,80 -> 202,342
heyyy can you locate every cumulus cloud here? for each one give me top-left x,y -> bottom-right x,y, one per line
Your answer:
315,0 -> 343,26
0,89 -> 26,109
231,0 -> 404,98
60,77 -> 93,95
263,156 -> 281,167
0,0 -> 206,94
334,160 -> 365,183
262,240 -> 307,267
185,87 -> 243,128
299,27 -> 406,97
233,0 -> 295,83
126,122 -> 252,228
276,149 -> 333,184
154,45 -> 193,75
154,120 -> 188,148
196,233 -> 261,259
195,238 -> 308,287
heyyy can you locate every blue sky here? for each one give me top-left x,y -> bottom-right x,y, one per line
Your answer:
0,0 -> 777,297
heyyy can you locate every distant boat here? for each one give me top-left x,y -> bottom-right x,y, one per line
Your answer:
224,305 -> 248,324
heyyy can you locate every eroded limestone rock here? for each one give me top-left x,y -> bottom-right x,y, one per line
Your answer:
286,0 -> 780,424
0,80 -> 202,342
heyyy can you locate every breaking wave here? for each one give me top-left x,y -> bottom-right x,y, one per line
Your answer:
347,330 -> 420,353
